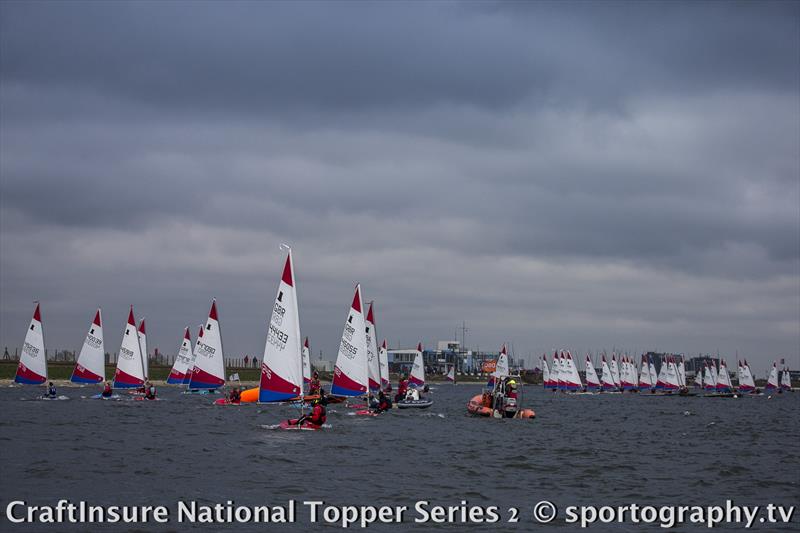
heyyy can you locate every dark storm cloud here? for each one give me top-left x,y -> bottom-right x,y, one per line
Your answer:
2,2 -> 795,115
1,1 -> 798,367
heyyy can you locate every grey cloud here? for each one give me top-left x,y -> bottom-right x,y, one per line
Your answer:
0,2 -> 798,367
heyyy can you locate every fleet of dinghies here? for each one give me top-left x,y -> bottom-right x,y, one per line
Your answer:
538,351 -> 792,397
9,249 -> 794,416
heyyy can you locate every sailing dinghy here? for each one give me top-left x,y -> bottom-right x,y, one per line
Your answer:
585,354 -> 601,392
610,354 -> 622,391
398,343 -> 432,408
331,284 -> 369,399
765,362 -> 780,393
138,318 -> 148,380
258,248 -> 305,404
71,308 -> 105,384
167,328 -> 193,384
780,364 -> 793,392
187,299 -> 226,391
302,337 -> 311,387
562,351 -> 583,392
15,303 -> 48,386
600,355 -> 618,392
365,302 -> 381,393
379,339 -> 391,392
541,355 -> 552,390
638,354 -> 654,392
113,306 -> 146,389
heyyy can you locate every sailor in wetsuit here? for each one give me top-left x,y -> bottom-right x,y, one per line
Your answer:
296,398 -> 327,427
101,381 -> 113,398
46,382 -> 57,398
375,391 -> 392,412
145,382 -> 157,400
229,387 -> 241,403
395,374 -> 409,403
308,372 -> 321,396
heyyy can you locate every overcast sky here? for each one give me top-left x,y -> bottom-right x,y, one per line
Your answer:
1,1 -> 798,371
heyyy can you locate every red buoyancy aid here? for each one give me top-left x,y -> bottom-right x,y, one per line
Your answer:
310,404 -> 326,425
397,379 -> 409,397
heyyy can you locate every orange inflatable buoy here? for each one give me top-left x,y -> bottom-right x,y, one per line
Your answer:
240,387 -> 259,403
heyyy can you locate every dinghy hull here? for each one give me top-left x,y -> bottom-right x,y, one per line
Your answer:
396,399 -> 433,409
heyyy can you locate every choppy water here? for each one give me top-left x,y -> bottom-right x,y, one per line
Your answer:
0,384 -> 798,532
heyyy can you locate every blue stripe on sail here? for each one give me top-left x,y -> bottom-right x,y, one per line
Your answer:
71,375 -> 102,384
113,381 -> 141,389
331,383 -> 362,397
259,389 -> 297,403
15,375 -> 46,385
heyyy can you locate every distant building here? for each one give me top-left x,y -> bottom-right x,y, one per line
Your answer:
312,359 -> 334,372
388,341 -> 522,376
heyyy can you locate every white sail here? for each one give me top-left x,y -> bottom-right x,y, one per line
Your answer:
766,362 -> 779,390
189,299 -> 226,389
620,356 -> 633,390
694,365 -> 704,388
541,355 -> 552,389
656,356 -> 679,391
638,354 -> 652,390
710,363 -> 719,389
113,306 -> 146,388
677,356 -> 686,387
665,357 -> 680,390
302,337 -> 311,386
563,351 -> 582,390
610,354 -> 621,389
258,249 -> 303,402
365,302 -> 381,392
585,354 -> 600,390
717,359 -> 733,392
331,284 -> 369,396
71,309 -> 105,384
703,362 -> 717,391
138,318 -> 148,380
494,345 -> 510,378
184,325 -> 203,385
781,367 -> 792,390
167,327 -> 193,384
378,339 -> 390,390
649,359 -> 657,390
14,303 -> 47,385
551,352 -> 561,389
409,342 -> 426,388
600,355 -> 615,391
445,365 -> 455,382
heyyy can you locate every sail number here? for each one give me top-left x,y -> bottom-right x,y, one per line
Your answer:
268,324 -> 288,350
339,339 -> 357,359
23,342 -> 40,358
